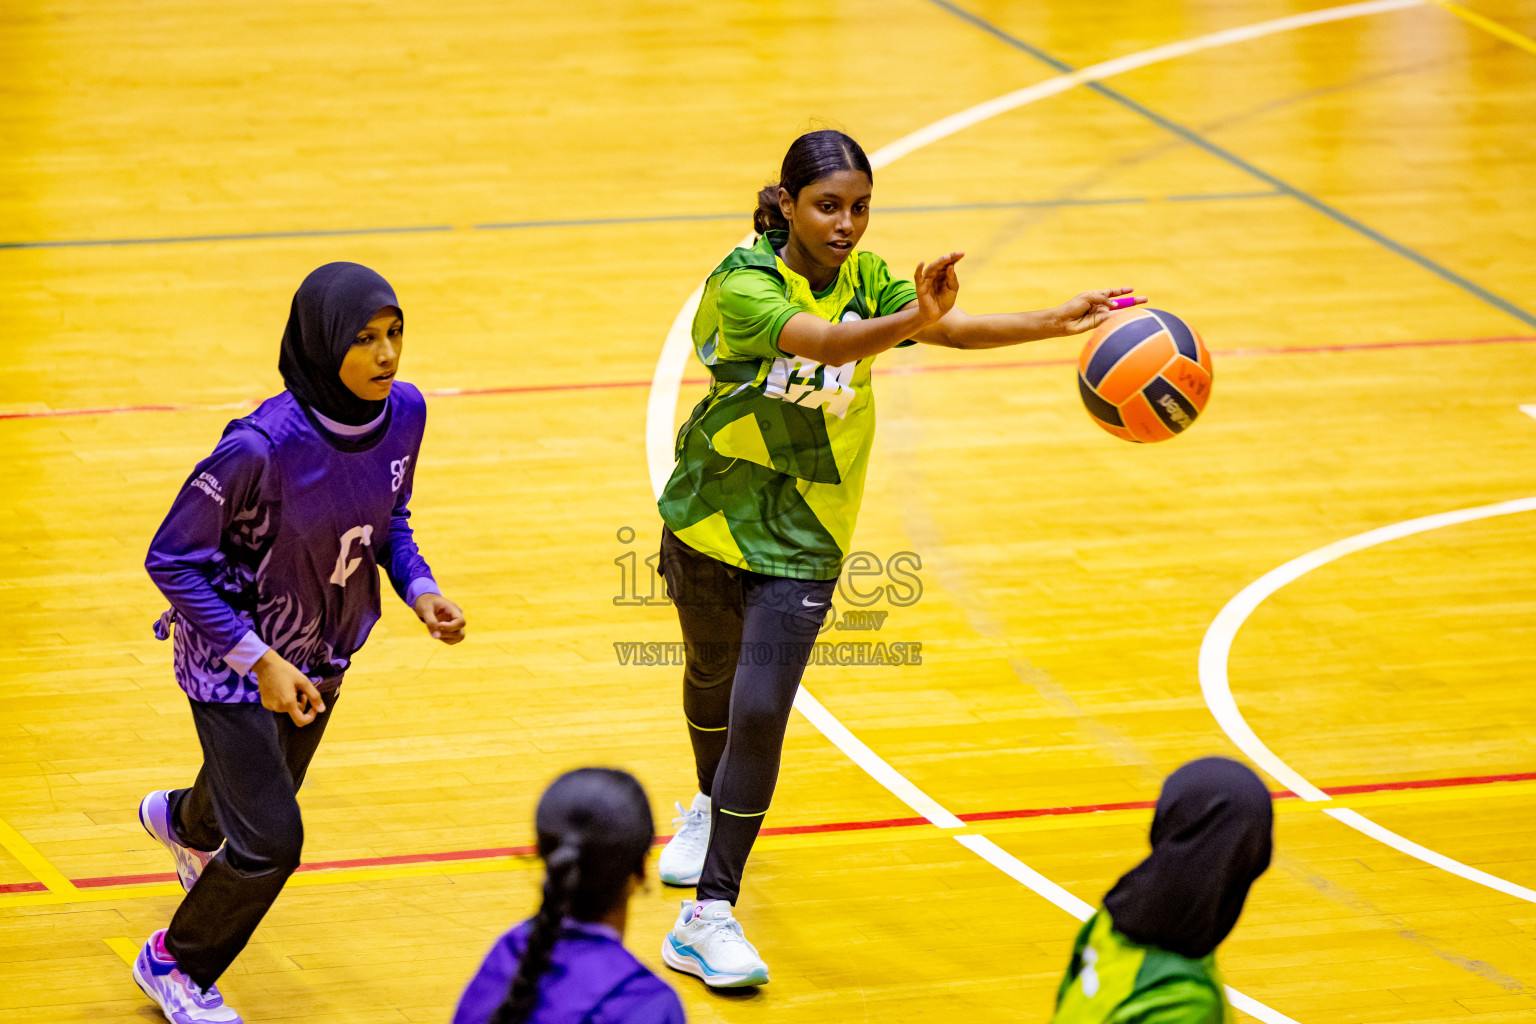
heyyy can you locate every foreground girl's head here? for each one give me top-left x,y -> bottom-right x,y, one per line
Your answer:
1102,757 -> 1273,960
492,768 -> 655,1024
278,262 -> 403,426
755,130 -> 874,274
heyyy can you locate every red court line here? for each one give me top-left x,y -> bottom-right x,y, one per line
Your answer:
1324,769 -> 1536,796
0,403 -> 191,421
3,333 -> 1534,422
0,882 -> 47,894
74,872 -> 180,889
58,767 -> 1536,892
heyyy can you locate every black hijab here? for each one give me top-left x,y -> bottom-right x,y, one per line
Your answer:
278,262 -> 400,425
1102,757 -> 1273,960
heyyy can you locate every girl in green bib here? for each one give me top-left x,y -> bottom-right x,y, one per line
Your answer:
1051,758 -> 1274,1024
656,129 -> 1146,988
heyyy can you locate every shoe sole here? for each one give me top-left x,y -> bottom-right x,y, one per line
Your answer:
131,957 -> 178,1023
132,957 -> 242,1024
658,870 -> 701,887
661,934 -> 768,988
130,958 -> 155,1002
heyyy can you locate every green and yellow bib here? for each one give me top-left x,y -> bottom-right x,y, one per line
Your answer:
657,230 -> 917,579
1051,910 -> 1232,1024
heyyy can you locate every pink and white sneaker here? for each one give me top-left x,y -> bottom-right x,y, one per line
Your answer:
138,790 -> 216,892
132,929 -> 242,1023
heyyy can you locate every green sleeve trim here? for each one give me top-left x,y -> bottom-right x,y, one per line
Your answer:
883,280 -> 918,313
717,266 -> 799,361
764,304 -> 801,358
857,250 -> 918,348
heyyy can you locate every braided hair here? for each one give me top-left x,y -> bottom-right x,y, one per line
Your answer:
753,129 -> 873,235
490,768 -> 654,1024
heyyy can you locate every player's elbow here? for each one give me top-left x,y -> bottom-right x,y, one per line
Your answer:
144,547 -> 174,583
918,320 -> 962,349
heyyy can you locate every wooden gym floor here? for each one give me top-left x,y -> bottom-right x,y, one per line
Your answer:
2,0 -> 1534,1020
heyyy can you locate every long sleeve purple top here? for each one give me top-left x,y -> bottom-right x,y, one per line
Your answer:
145,384 -> 438,702
454,919 -> 686,1024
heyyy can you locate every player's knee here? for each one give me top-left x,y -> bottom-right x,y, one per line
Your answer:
683,654 -> 734,691
728,697 -> 791,742
240,809 -> 304,876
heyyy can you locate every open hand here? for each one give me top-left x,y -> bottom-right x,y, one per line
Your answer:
914,252 -> 964,323
1056,288 -> 1147,334
414,593 -> 466,644
253,649 -> 326,727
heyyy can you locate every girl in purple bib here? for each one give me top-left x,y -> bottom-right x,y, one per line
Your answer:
454,769 -> 686,1024
132,262 -> 467,1024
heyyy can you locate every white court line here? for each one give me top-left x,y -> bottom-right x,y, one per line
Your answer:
646,0 -> 1423,498
867,0 -> 1421,166
957,835 -> 1096,919
792,689 -> 964,828
1324,808 -> 1536,902
1520,403 -> 1536,421
644,6 -> 1426,1021
1199,497 -> 1536,903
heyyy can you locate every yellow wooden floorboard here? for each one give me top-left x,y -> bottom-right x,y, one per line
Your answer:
6,0 -> 1536,1020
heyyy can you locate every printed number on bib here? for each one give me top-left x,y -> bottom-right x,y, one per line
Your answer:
764,310 -> 863,418
330,525 -> 374,587
390,455 -> 411,493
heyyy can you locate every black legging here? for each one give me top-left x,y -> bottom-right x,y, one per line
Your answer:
164,689 -> 339,988
659,527 -> 836,904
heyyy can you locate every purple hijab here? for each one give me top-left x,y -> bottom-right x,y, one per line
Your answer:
278,262 -> 400,425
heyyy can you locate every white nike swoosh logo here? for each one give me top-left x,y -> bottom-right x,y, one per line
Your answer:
802,597 -> 824,607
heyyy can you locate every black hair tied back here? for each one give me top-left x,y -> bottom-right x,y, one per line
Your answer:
490,769 -> 654,1024
493,842 -> 581,1024
753,129 -> 873,236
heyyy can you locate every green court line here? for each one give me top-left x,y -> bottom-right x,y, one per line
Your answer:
0,191 -> 1280,252
926,0 -> 1536,330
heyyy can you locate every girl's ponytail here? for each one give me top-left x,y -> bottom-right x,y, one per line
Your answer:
482,768 -> 652,1024
754,184 -> 789,235
490,841 -> 582,1024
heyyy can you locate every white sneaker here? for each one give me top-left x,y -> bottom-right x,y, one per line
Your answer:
139,790 -> 217,892
132,929 -> 243,1023
658,792 -> 710,886
662,899 -> 769,988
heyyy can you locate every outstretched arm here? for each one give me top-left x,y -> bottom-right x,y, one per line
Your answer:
910,288 -> 1145,349
777,252 -> 963,365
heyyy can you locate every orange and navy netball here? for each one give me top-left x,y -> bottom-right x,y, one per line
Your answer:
1077,308 -> 1212,443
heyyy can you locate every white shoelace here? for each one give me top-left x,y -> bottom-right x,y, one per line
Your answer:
670,801 -> 709,854
169,968 -> 222,1010
698,912 -> 759,958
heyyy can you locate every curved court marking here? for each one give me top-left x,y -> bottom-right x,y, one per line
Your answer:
930,0 -> 1536,330
873,0 -> 1419,165
638,9 -> 1450,1021
648,0 -> 1423,494
1199,496 -> 1536,904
